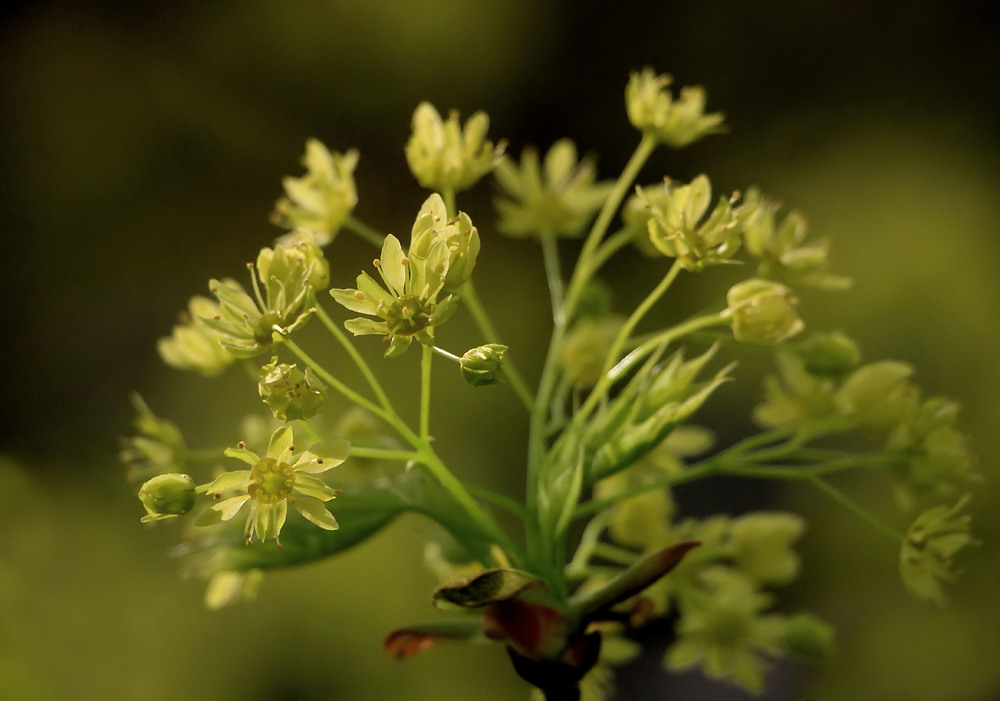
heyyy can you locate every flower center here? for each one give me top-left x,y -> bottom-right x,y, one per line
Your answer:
247,457 -> 295,504
385,295 -> 433,336
254,311 -> 283,344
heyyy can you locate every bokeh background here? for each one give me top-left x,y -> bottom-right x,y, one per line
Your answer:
2,1 -> 999,699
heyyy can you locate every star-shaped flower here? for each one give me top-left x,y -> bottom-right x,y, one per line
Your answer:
202,426 -> 349,545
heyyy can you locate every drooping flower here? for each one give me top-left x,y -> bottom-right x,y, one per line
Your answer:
202,426 -> 349,545
725,278 -> 805,345
157,296 -> 236,376
330,233 -> 457,357
271,139 -> 359,244
899,495 -> 976,605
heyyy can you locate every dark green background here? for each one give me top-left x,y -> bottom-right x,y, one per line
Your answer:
2,1 -> 998,699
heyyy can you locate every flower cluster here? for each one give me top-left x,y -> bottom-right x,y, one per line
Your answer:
272,139 -> 359,244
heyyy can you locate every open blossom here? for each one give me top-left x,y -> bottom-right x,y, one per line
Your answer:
202,426 -> 349,545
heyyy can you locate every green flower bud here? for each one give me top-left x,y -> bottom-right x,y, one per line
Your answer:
157,296 -> 236,376
271,139 -> 358,244
138,473 -> 196,522
493,139 -> 613,238
726,279 -> 804,344
405,102 -> 499,193
459,344 -> 508,387
793,331 -> 861,380
258,357 -> 328,421
900,495 -> 976,605
836,360 -> 919,433
625,68 -> 725,148
730,512 -> 805,585
781,613 -> 835,660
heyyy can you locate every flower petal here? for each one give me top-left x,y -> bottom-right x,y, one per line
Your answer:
293,473 -> 337,501
294,496 -> 339,530
267,425 -> 294,460
203,470 -> 251,493
294,439 -> 351,473
378,234 -> 407,296
223,445 -> 261,467
213,494 -> 251,521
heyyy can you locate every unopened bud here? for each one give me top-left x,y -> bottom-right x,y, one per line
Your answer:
726,279 -> 804,344
138,473 -> 196,522
460,344 -> 508,387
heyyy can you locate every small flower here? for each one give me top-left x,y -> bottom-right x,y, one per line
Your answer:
792,331 -> 861,380
726,278 -> 804,345
262,228 -> 330,291
201,242 -> 318,358
330,233 -> 457,357
641,175 -> 751,270
405,102 -> 500,193
730,512 -> 806,586
459,344 -> 508,387
493,139 -> 613,238
202,426 -> 349,545
271,139 -> 359,244
409,193 -> 480,293
138,473 -> 196,522
835,360 -> 919,433
258,357 -> 328,421
900,495 -> 976,605
743,196 -> 850,290
625,68 -> 725,148
665,568 -> 785,694
120,393 -> 188,482
753,351 -> 839,429
156,296 -> 236,376
888,398 -> 980,511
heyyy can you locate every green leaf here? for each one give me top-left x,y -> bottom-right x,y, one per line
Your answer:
433,569 -> 540,609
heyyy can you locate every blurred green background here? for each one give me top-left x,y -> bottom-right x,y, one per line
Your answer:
2,1 -> 999,699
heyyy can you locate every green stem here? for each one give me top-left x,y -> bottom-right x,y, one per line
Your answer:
347,446 -> 420,462
442,188 -> 457,218
420,344 -> 433,441
432,346 -> 462,363
280,335 -> 390,423
314,302 -> 395,414
540,232 -> 565,324
807,476 -> 903,542
343,214 -> 385,248
463,481 -> 529,519
573,260 -> 684,426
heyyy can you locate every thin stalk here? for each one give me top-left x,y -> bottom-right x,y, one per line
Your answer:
540,232 -> 565,324
280,335 -> 389,423
808,476 -> 903,542
343,214 -> 385,248
347,446 -> 420,462
432,345 -> 462,362
420,344 -> 433,441
314,302 -> 394,414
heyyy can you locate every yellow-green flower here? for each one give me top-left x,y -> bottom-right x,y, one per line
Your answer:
330,233 -> 457,357
900,495 -> 975,605
625,68 -> 725,148
405,102 -> 499,193
203,426 -> 349,545
641,175 -> 750,269
493,139 -> 613,238
201,242 -> 317,358
157,296 -> 236,376
271,139 -> 358,244
409,193 -> 480,293
138,473 -> 196,522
